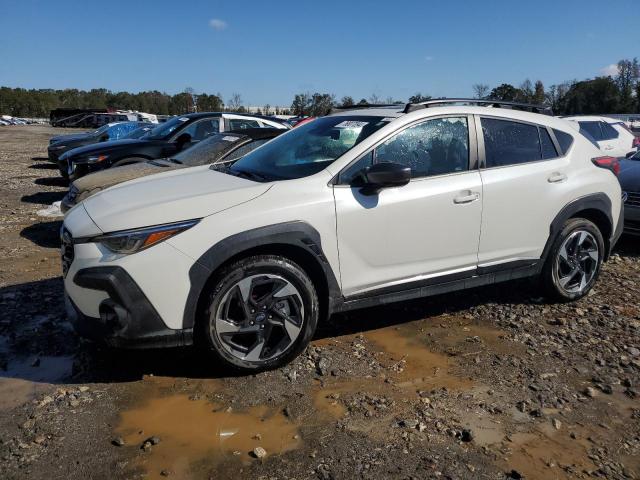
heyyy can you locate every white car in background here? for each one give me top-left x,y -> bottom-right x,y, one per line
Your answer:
62,99 -> 623,371
564,115 -> 639,157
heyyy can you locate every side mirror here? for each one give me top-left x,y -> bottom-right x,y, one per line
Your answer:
354,162 -> 411,194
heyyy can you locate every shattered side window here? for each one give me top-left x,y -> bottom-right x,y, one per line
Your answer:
375,117 -> 469,178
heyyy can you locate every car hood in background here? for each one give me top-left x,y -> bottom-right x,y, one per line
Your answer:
619,159 -> 640,192
50,132 -> 93,145
62,138 -> 150,159
82,166 -> 271,232
72,160 -> 180,195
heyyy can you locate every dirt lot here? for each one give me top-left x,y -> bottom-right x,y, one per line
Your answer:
0,125 -> 639,480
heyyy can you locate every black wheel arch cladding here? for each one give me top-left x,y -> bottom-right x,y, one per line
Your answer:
541,192 -> 615,263
183,221 -> 341,330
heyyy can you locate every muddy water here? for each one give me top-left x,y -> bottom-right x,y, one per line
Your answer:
116,392 -> 301,479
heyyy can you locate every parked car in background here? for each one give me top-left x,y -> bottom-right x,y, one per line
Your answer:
48,121 -> 151,166
564,115 -> 639,157
61,128 -> 284,212
62,99 -> 622,371
292,116 -> 316,128
59,112 -> 290,180
619,151 -> 640,235
123,124 -> 155,139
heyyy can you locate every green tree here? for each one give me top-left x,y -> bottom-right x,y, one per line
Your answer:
408,93 -> 431,103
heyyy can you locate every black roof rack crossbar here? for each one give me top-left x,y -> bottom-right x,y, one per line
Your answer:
331,103 -> 404,113
403,98 -> 553,115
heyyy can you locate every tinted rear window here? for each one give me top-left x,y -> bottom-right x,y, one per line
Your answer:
540,128 -> 558,159
482,118 -> 541,167
553,129 -> 574,154
579,121 -> 603,141
600,121 -> 619,140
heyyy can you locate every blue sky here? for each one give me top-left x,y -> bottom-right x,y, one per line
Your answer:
0,0 -> 637,106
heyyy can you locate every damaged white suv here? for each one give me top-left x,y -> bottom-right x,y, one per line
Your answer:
62,99 -> 623,371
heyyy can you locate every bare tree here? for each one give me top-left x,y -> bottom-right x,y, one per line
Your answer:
228,93 -> 243,111
472,83 -> 489,99
263,104 -> 271,115
368,93 -> 381,104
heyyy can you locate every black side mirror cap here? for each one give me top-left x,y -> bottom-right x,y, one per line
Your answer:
354,162 -> 411,194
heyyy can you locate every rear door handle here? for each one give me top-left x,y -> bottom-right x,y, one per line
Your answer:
453,191 -> 480,204
547,172 -> 567,183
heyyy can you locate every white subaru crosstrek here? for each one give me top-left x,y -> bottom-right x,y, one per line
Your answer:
62,100 -> 623,371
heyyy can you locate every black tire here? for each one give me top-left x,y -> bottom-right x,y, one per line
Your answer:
111,157 -> 147,168
541,218 -> 605,301
58,164 -> 69,179
199,255 -> 319,372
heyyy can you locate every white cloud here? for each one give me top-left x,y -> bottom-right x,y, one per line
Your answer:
209,18 -> 227,31
424,55 -> 434,62
600,64 -> 618,76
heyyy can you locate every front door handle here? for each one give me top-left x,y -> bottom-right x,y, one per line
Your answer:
547,172 -> 567,183
453,191 -> 480,204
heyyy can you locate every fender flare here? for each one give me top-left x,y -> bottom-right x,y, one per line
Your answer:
540,192 -> 615,263
182,221 -> 341,329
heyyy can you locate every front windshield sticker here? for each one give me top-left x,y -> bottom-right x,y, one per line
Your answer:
178,117 -> 189,122
222,136 -> 240,142
334,120 -> 369,129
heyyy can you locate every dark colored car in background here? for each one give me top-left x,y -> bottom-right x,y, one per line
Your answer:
619,152 -> 640,235
61,128 -> 284,212
58,112 -> 289,180
48,121 -> 151,166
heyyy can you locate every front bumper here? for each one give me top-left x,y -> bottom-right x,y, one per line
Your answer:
66,266 -> 193,349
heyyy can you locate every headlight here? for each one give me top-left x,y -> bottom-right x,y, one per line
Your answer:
84,154 -> 109,164
90,219 -> 200,254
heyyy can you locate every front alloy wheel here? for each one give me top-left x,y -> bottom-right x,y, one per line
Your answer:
202,255 -> 319,371
214,274 -> 304,362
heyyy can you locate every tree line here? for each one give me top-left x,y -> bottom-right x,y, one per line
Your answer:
1,58 -> 638,118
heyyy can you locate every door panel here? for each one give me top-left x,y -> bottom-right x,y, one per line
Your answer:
477,116 -> 570,265
334,171 -> 482,296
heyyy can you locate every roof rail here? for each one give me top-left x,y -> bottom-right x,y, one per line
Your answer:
403,98 -> 553,115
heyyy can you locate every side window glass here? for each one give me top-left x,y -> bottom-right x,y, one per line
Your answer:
223,139 -> 268,163
553,129 -> 574,154
375,117 -> 469,178
229,119 -> 260,130
539,127 -> 558,159
579,121 -> 603,141
600,122 -> 619,140
181,119 -> 220,141
482,118 -> 541,167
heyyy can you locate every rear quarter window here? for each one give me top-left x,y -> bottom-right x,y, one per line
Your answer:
600,122 -> 619,140
553,129 -> 574,155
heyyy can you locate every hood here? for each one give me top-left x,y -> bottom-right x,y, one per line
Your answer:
62,138 -> 148,159
619,158 -> 640,192
72,160 -> 178,194
82,165 -> 271,232
50,132 -> 92,144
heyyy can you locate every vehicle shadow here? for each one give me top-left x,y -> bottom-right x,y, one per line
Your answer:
20,221 -> 62,248
31,156 -> 50,161
614,235 -> 640,258
21,191 -> 66,205
29,163 -> 58,170
35,177 -> 68,187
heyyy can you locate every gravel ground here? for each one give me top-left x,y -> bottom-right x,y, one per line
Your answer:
0,125 -> 638,480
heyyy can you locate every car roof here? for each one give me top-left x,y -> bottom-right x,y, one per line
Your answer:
563,115 -> 622,123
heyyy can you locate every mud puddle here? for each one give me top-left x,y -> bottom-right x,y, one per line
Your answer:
116,390 -> 301,479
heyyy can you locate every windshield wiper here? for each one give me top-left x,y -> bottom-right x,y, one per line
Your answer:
232,169 -> 268,182
166,158 -> 183,164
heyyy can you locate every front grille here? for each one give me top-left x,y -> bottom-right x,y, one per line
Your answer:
61,228 -> 74,278
625,191 -> 640,207
625,219 -> 640,235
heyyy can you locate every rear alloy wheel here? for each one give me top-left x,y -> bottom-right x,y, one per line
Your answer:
202,255 -> 318,371
543,218 -> 604,301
